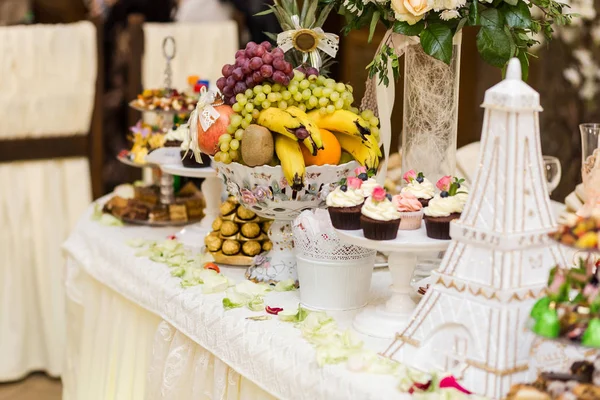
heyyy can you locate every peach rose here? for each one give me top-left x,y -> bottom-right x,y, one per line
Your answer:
391,0 -> 431,25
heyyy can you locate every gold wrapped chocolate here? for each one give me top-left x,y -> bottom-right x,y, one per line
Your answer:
222,239 -> 241,255
241,222 -> 261,239
242,241 -> 262,256
220,220 -> 239,237
204,235 -> 223,252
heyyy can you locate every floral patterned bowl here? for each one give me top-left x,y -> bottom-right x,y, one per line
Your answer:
213,161 -> 359,221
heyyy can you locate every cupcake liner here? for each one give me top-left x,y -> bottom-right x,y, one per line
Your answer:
399,210 -> 423,230
328,205 -> 363,230
424,213 -> 461,240
360,215 -> 400,240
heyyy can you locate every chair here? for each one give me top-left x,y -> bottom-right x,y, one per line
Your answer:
0,19 -> 102,381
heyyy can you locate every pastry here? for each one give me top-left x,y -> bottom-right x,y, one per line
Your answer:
222,239 -> 241,255
241,222 -> 261,238
400,170 -> 435,207
163,123 -> 187,147
113,184 -> 135,199
103,196 -> 129,215
134,186 -> 159,206
261,221 -> 272,234
423,177 -> 467,240
262,241 -> 273,251
220,201 -> 237,216
392,192 -> 423,230
360,186 -> 401,240
236,206 -> 256,221
212,217 -> 223,231
242,240 -> 262,256
204,235 -> 223,252
122,200 -> 150,220
326,176 -> 365,230
177,181 -> 200,197
148,206 -> 169,222
220,220 -> 239,236
135,88 -> 197,113
181,197 -> 204,219
169,204 -> 188,222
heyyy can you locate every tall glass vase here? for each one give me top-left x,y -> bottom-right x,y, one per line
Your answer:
401,33 -> 462,182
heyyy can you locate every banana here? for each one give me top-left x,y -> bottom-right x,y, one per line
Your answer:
307,109 -> 371,140
274,135 -> 305,190
365,131 -> 382,158
334,132 -> 379,170
257,108 -> 302,142
285,106 -> 324,156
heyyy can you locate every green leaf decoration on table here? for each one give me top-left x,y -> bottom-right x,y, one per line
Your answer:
476,27 -> 513,68
501,2 -> 532,28
420,24 -> 453,65
274,279 -> 297,292
223,297 -> 245,310
392,21 -> 425,37
99,214 -> 124,227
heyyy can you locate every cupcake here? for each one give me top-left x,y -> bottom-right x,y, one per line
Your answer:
180,125 -> 211,168
354,166 -> 379,198
327,177 -> 365,230
360,186 -> 401,240
392,192 -> 423,230
163,124 -> 187,147
400,170 -> 435,207
423,176 -> 467,240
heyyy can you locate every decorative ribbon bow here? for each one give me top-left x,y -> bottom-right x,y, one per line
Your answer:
187,87 -> 220,163
277,15 -> 339,69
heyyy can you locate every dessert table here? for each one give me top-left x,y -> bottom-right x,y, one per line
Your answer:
62,199 -> 408,400
62,198 -> 573,400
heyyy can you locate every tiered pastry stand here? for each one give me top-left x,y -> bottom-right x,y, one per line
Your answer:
336,226 -> 450,339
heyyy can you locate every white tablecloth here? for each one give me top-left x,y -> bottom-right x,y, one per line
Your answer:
63,201 -> 589,399
63,203 -> 408,400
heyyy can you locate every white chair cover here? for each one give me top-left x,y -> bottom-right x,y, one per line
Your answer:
0,21 -> 96,381
142,22 -> 238,91
456,141 -> 480,184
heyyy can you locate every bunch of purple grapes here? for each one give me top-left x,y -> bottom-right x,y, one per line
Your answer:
216,41 -> 295,106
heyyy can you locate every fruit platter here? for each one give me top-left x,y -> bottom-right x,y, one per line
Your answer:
187,1 -> 384,283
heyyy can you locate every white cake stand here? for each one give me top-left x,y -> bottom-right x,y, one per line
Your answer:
158,162 -> 223,247
335,226 -> 450,339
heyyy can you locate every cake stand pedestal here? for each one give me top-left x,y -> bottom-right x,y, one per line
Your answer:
336,226 -> 450,339
158,162 -> 223,247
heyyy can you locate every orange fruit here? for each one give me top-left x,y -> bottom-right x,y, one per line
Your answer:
301,129 -> 341,166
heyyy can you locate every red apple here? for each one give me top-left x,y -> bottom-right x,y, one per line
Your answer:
197,104 -> 234,155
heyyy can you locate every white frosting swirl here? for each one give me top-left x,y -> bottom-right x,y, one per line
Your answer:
326,187 -> 364,208
424,194 -> 464,217
361,197 -> 401,221
401,178 -> 435,199
359,178 -> 379,197
455,185 -> 469,206
164,124 -> 187,142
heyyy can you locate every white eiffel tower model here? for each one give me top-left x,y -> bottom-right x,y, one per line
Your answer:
382,59 -> 565,399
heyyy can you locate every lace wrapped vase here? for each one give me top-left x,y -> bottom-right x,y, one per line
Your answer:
292,210 -> 376,310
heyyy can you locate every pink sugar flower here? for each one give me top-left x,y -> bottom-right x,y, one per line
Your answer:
372,186 -> 387,202
354,166 -> 367,176
403,169 -> 417,183
436,176 -> 452,191
347,177 -> 362,190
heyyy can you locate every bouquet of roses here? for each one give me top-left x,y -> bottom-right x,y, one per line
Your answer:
335,0 -> 574,83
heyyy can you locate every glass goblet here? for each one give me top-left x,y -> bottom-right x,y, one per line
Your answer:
543,156 -> 561,196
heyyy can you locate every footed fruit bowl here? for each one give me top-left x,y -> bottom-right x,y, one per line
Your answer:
213,159 -> 358,284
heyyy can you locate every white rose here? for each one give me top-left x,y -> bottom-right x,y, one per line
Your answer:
440,9 -> 460,20
391,0 -> 431,25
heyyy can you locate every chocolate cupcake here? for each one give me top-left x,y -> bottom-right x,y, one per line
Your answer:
400,170 -> 434,208
423,177 -> 467,240
360,186 -> 401,240
163,124 -> 187,147
326,176 -> 365,230
180,149 -> 211,168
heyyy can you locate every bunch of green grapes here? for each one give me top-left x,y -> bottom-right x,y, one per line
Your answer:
360,109 -> 380,139
214,70 -> 360,163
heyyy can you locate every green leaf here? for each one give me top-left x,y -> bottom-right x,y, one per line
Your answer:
392,20 -> 425,36
254,8 -> 275,16
368,11 -> 380,43
303,0 -> 319,28
504,0 -> 518,5
420,23 -> 454,64
467,1 -> 479,26
315,3 -> 335,28
517,51 -> 530,80
476,26 -> 512,67
480,8 -> 505,29
500,2 -> 532,29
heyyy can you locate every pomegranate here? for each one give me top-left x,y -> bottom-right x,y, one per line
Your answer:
197,104 -> 234,155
